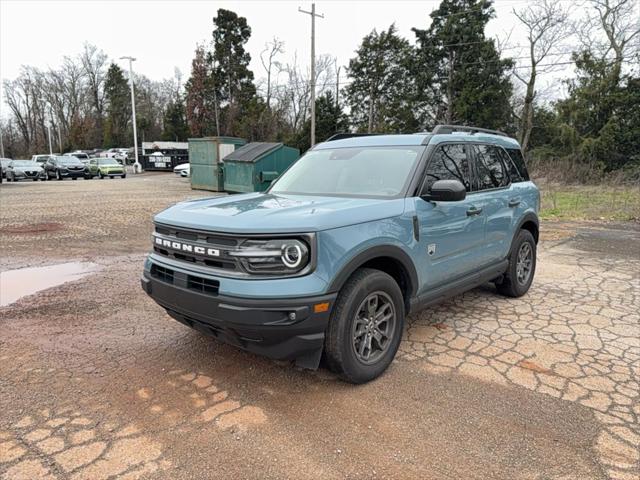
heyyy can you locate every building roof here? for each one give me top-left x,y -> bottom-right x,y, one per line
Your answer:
224,142 -> 282,162
142,141 -> 188,150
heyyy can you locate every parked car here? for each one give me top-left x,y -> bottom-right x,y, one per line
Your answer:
43,155 -> 88,180
173,163 -> 190,177
86,158 -> 126,179
32,154 -> 55,167
141,125 -> 540,383
65,152 -> 90,164
5,160 -> 45,182
0,158 -> 13,178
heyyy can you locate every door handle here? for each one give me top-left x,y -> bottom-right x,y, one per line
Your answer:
466,207 -> 483,216
508,198 -> 521,207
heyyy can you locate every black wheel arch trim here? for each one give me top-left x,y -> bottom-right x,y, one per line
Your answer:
515,212 -> 539,241
327,245 -> 419,297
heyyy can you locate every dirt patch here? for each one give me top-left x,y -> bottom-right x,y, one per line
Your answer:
1,222 -> 64,234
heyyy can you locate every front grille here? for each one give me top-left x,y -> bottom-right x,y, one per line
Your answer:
187,275 -> 220,295
153,225 -> 241,271
25,171 -> 37,176
150,264 -> 174,283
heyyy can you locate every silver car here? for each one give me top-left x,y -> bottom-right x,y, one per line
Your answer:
0,158 -> 12,178
5,160 -> 45,182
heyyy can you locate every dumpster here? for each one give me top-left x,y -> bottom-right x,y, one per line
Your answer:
189,137 -> 246,191
223,142 -> 300,193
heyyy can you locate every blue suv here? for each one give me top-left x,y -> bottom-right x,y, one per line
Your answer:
141,125 -> 539,383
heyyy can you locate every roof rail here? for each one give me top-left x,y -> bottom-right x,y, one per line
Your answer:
432,124 -> 508,137
325,133 -> 382,142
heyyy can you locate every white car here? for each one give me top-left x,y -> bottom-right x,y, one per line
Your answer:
173,163 -> 190,177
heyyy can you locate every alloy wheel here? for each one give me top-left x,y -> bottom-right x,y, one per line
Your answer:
351,291 -> 397,365
516,242 -> 533,285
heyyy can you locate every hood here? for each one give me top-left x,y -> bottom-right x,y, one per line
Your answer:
154,192 -> 406,234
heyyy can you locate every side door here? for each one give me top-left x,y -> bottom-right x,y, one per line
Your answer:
414,143 -> 487,292
469,144 -> 513,264
45,158 -> 55,176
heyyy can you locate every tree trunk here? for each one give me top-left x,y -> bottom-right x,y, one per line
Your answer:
519,67 -> 536,152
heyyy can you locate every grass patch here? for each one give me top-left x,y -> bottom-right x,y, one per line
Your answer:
539,185 -> 640,222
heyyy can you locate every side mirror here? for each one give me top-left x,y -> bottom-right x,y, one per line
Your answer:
422,179 -> 466,202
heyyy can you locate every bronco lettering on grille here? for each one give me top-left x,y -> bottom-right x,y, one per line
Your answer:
155,236 -> 220,257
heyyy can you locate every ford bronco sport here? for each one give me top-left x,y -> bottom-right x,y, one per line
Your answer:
141,125 -> 539,383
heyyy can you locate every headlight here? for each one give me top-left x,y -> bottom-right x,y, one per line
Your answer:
229,238 -> 310,275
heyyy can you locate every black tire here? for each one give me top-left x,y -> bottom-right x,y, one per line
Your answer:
32,178 -> 38,182
121,174 -> 126,179
496,229 -> 536,298
324,268 -> 404,384
56,170 -> 62,181
72,177 -> 77,180
99,171 -> 104,179
6,174 -> 11,182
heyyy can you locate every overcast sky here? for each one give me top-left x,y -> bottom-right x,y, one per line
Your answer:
1,0 -> 579,111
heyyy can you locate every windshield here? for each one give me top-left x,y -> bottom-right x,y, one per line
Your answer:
269,146 -> 424,198
98,159 -> 120,165
12,161 -> 39,167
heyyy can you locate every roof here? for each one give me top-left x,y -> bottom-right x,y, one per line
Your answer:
224,142 -> 282,162
142,141 -> 188,150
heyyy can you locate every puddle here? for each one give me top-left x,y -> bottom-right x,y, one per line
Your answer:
0,262 -> 100,307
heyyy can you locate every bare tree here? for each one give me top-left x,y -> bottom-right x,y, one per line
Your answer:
513,0 -> 571,151
80,43 -> 108,145
260,37 -> 284,109
578,0 -> 640,83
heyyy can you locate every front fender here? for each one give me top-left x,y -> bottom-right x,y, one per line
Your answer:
317,217 -> 417,295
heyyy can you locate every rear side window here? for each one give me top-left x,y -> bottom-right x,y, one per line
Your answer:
474,145 -> 509,190
421,144 -> 471,194
504,148 -> 530,181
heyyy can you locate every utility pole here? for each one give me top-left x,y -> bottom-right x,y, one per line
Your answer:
335,61 -> 340,132
120,56 -> 141,173
0,123 -> 4,158
47,124 -> 53,155
298,3 -> 323,147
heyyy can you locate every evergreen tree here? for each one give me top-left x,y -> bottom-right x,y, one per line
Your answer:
291,90 -> 349,152
162,98 -> 189,141
185,46 -> 218,137
413,0 -> 514,131
103,63 -> 131,147
211,8 -> 256,134
345,25 -> 417,133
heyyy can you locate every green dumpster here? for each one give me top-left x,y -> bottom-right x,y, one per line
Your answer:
223,143 -> 300,193
189,137 -> 246,191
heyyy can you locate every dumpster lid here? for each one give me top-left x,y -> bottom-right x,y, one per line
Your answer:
224,142 -> 282,162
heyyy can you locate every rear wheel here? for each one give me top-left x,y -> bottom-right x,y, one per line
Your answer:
324,268 -> 404,384
496,229 -> 536,297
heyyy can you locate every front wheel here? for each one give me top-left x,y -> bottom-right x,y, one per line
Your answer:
56,170 -> 62,181
99,171 -> 104,179
324,268 -> 404,384
496,229 -> 536,297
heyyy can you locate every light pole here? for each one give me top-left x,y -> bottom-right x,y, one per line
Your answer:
47,124 -> 53,155
299,3 -> 324,148
120,56 -> 141,173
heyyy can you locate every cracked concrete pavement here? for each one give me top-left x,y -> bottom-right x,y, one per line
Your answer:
1,174 -> 638,479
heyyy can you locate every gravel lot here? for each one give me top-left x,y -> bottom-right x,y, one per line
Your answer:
1,174 -> 638,479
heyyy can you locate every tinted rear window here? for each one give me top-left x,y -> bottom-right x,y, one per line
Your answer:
505,148 -> 529,182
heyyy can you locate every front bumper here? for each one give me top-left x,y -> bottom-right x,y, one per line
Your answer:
60,170 -> 86,178
141,266 -> 335,369
103,169 -> 125,176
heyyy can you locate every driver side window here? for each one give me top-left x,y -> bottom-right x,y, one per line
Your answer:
420,144 -> 471,195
